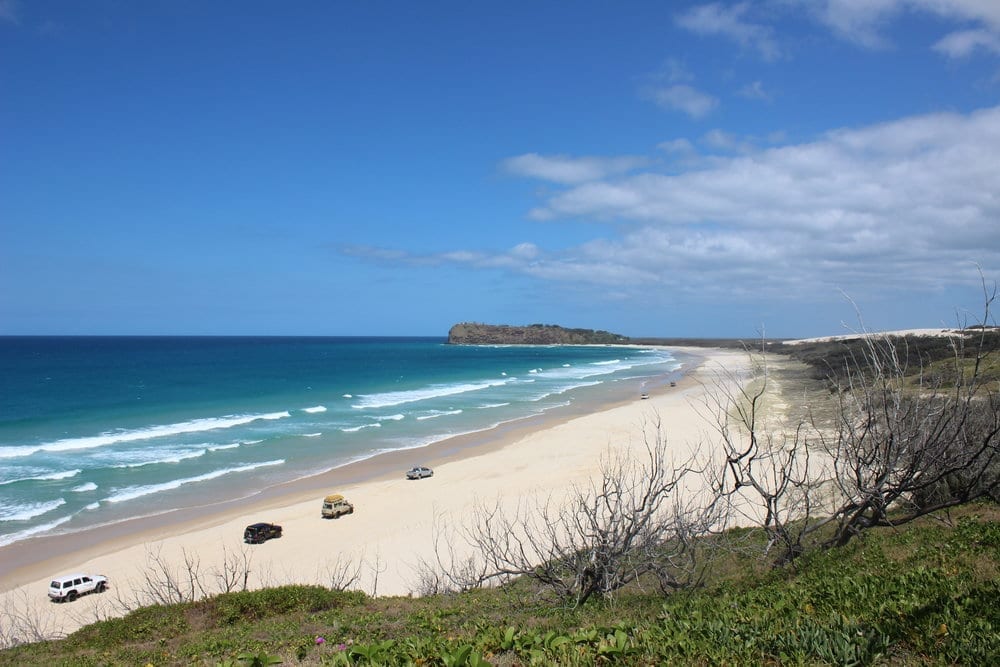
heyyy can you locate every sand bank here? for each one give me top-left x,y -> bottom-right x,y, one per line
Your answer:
0,347 -> 750,641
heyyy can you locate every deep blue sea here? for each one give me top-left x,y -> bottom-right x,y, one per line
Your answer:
0,337 -> 683,548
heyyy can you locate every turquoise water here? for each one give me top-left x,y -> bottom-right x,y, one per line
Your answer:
0,337 -> 683,547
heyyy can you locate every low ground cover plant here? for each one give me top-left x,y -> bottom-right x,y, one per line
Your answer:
1,504 -> 996,665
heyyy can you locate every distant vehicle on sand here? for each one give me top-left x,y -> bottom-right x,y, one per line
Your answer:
406,466 -> 434,480
244,522 -> 282,544
322,494 -> 355,518
48,573 -> 109,602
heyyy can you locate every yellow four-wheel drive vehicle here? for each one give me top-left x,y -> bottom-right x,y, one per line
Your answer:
321,494 -> 354,519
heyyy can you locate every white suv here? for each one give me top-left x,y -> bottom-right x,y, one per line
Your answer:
48,573 -> 109,602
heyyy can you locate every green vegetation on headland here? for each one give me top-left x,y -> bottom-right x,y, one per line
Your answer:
447,323 -> 629,345
3,504 -> 997,665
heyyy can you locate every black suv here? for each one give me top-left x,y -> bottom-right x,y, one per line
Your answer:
244,522 -> 282,544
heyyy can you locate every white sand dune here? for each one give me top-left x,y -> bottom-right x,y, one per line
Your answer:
782,327 -> 962,345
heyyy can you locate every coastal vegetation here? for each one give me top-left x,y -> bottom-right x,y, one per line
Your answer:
706,324 -> 1000,569
3,301 -> 998,664
447,323 -> 629,345
775,327 -> 1000,388
1,503 -> 997,665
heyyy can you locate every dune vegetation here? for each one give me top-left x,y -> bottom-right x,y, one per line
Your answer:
3,315 -> 999,666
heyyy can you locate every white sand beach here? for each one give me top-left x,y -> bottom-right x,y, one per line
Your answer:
0,348 -> 750,641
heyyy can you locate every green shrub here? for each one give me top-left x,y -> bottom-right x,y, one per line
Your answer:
208,586 -> 364,625
65,603 -> 189,648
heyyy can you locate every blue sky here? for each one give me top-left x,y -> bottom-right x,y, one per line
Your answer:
2,1 -> 999,338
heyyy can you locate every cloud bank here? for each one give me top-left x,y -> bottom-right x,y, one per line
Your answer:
807,0 -> 1000,53
352,106 -> 1000,304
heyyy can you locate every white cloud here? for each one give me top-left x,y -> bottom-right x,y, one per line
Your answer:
812,0 -> 1000,51
415,106 -> 997,300
674,1 -> 1000,59
658,138 -> 695,153
501,153 -> 648,185
912,0 -> 1000,29
812,0 -> 901,49
676,2 -> 781,61
348,108 -> 999,309
658,58 -> 694,83
738,80 -> 770,100
640,60 -> 719,118
702,129 -> 756,153
934,28 -> 1000,56
510,242 -> 539,260
644,84 -> 719,118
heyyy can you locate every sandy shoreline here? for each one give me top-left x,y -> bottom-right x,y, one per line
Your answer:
0,347 -> 749,640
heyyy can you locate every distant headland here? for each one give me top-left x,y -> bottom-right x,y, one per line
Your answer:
447,322 -> 629,345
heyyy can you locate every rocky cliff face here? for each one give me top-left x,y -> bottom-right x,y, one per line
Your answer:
447,323 -> 629,345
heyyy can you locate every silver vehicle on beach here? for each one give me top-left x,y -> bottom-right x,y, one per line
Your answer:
406,466 -> 434,479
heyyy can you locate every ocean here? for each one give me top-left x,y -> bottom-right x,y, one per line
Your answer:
0,337 -> 684,549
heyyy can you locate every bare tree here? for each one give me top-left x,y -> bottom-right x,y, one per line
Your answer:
209,544 -> 255,593
0,589 -> 64,648
113,543 -> 257,611
819,304 -> 1000,548
367,549 -> 387,597
113,545 -> 203,610
707,281 -> 1000,566
409,558 -> 450,597
317,553 -> 362,592
703,348 -> 833,565
429,419 -> 722,605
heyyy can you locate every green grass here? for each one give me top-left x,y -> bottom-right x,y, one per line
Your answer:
3,504 -> 997,666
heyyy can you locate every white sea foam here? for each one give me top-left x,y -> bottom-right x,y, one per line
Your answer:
105,459 -> 285,504
0,515 -> 73,547
209,443 -> 241,451
85,502 -> 99,510
530,356 -> 670,383
341,423 -> 381,433
352,378 -> 511,409
301,432 -> 322,438
552,381 -> 602,394
0,411 -> 291,459
342,394 -> 353,398
0,469 -> 81,486
375,414 -> 405,421
72,482 -> 98,492
380,413 -> 538,452
416,409 -> 463,421
111,448 -> 208,469
303,405 -> 327,413
522,380 -> 599,403
477,402 -> 510,409
0,498 -> 66,522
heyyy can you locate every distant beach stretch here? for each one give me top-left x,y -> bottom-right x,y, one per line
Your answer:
0,337 -> 747,639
